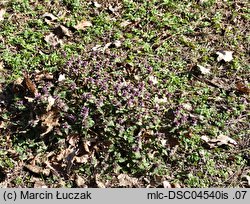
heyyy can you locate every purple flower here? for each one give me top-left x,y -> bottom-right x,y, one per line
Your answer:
53,94 -> 59,100
147,66 -> 153,73
16,100 -> 24,106
67,59 -> 73,67
42,86 -> 49,94
148,80 -> 153,85
62,122 -> 70,129
62,51 -> 67,58
72,67 -> 79,75
127,99 -> 133,107
141,101 -> 145,107
81,106 -> 89,120
191,117 -> 197,125
70,82 -> 77,90
35,92 -> 41,99
67,114 -> 76,123
117,118 -> 123,125
87,77 -> 94,84
122,90 -> 127,97
82,93 -> 92,100
82,61 -> 88,67
181,115 -> 187,124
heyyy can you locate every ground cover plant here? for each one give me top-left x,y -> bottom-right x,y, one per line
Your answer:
0,0 -> 249,187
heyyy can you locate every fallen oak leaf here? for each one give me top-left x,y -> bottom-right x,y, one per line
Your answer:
34,71 -> 53,81
163,180 -> 172,188
242,175 -> 250,187
44,161 -> 60,177
46,95 -> 55,111
42,13 -> 57,21
95,174 -> 106,188
201,135 -> 237,148
58,74 -> 66,82
92,1 -> 102,8
40,110 -> 60,137
74,155 -> 88,164
25,164 -> 50,176
216,50 -> 233,62
113,40 -> 122,48
67,134 -> 80,147
0,8 -> 6,21
236,82 -> 250,94
117,174 -> 139,187
120,20 -> 131,27
74,20 -> 92,30
23,73 -> 38,96
214,135 -> 237,146
197,64 -> 211,75
25,164 -> 43,174
44,33 -> 62,47
54,25 -> 71,38
75,174 -> 86,187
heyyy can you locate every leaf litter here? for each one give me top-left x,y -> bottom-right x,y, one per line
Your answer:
0,0 -> 249,188
216,50 -> 233,62
201,135 -> 237,148
0,8 -> 5,21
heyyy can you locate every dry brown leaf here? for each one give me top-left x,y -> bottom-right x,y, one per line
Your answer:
40,110 -> 59,137
34,71 -> 53,81
67,134 -> 80,146
236,82 -> 250,94
65,148 -> 77,173
182,103 -> 192,111
42,13 -> 57,21
42,169 -> 51,176
25,164 -> 43,174
75,174 -> 86,187
172,183 -> 181,188
44,33 -> 62,47
201,135 -> 237,148
54,25 -> 71,38
108,4 -> 121,14
0,8 -> 6,21
0,61 -> 3,70
92,44 -> 102,51
23,73 -> 38,96
197,64 -> 211,75
56,149 -> 69,161
32,177 -> 47,188
58,74 -> 66,81
140,129 -> 154,139
163,180 -> 172,188
46,96 -> 55,111
242,175 -> 250,187
74,20 -> 92,30
44,161 -> 60,177
113,40 -> 122,48
95,174 -> 106,188
93,1 -> 102,8
0,120 -> 6,129
117,174 -> 138,187
216,50 -> 233,62
74,155 -> 88,164
83,140 -> 91,152
120,20 -> 131,27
